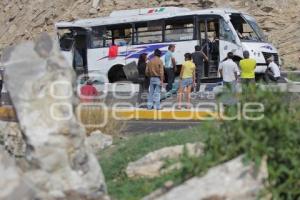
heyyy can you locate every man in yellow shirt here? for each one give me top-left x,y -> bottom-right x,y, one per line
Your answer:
177,53 -> 196,109
239,51 -> 256,85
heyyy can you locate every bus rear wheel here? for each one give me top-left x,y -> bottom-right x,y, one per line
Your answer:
108,65 -> 127,83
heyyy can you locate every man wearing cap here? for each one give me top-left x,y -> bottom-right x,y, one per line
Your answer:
239,50 -> 256,85
265,56 -> 281,83
146,49 -> 164,110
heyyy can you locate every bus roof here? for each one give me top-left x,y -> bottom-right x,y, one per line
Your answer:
55,7 -> 243,29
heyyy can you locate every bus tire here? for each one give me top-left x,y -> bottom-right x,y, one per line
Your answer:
108,65 -> 127,83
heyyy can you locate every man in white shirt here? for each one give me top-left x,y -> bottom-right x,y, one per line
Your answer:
219,52 -> 239,93
266,56 -> 281,83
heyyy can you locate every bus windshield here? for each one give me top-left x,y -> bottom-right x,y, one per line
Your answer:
230,14 -> 266,42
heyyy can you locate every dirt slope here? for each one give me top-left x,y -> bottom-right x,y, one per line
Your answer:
1,0 -> 299,69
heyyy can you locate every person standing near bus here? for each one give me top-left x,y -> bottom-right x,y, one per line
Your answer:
265,56 -> 281,83
164,44 -> 176,92
239,50 -> 256,85
138,53 -> 149,89
177,53 -> 196,110
192,45 -> 208,92
146,49 -> 164,110
137,53 -> 149,106
219,52 -> 239,94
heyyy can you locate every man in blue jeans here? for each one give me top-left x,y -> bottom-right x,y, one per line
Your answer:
145,49 -> 164,110
164,44 -> 176,92
219,52 -> 239,105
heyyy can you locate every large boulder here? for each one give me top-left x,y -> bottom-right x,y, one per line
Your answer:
1,33 -> 107,199
144,156 -> 268,200
126,143 -> 204,178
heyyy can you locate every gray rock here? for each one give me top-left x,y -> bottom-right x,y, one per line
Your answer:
92,0 -> 101,9
126,143 -> 204,178
89,8 -> 98,15
2,33 -> 107,199
86,130 -> 113,154
145,156 -> 268,200
0,120 -> 8,145
0,148 -> 36,200
3,122 -> 26,157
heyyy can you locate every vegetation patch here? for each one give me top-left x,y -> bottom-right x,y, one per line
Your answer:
287,72 -> 300,82
77,106 -> 126,136
99,128 -> 205,200
99,87 -> 300,200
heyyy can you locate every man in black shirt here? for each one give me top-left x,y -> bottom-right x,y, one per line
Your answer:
192,45 -> 208,92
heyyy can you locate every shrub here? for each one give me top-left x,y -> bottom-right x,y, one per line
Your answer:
201,87 -> 300,199
76,106 -> 126,136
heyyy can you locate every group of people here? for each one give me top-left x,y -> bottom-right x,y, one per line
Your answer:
140,44 -> 282,110
140,44 -> 208,110
219,50 -> 281,95
79,44 -> 281,109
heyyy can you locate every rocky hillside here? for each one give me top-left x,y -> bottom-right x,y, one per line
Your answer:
1,0 -> 300,69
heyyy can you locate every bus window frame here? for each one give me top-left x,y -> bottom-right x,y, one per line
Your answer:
134,20 -> 164,45
195,15 -> 222,47
58,29 -> 75,51
88,14 -> 232,49
219,18 -> 236,44
163,15 -> 196,42
107,23 -> 134,46
89,26 -> 106,48
89,23 -> 134,48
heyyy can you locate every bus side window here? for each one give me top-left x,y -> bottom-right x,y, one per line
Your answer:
91,27 -> 105,48
220,20 -> 235,43
58,29 -> 74,51
135,21 -> 163,44
60,34 -> 74,51
113,27 -> 132,46
165,17 -> 194,42
104,30 -> 113,47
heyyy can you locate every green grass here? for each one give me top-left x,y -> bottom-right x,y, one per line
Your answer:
287,73 -> 300,82
98,127 -> 206,200
99,87 -> 300,200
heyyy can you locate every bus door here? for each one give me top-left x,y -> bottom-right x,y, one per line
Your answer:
58,27 -> 89,74
73,28 -> 89,74
219,18 -> 243,63
197,16 -> 220,79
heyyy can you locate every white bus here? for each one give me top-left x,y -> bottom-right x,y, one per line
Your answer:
55,7 -> 280,83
